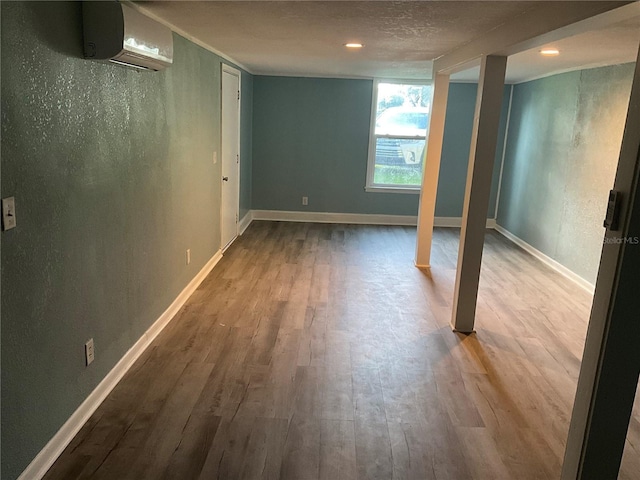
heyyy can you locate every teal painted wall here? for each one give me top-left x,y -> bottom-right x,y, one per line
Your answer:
240,72 -> 253,219
497,64 -> 635,284
252,77 -> 419,215
437,83 -> 510,218
251,77 -> 507,218
0,3 -> 251,478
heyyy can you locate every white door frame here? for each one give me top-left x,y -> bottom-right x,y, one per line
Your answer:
561,44 -> 640,479
220,64 -> 241,251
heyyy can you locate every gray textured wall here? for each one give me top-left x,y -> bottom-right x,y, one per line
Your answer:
497,64 -> 635,284
0,3 -> 251,479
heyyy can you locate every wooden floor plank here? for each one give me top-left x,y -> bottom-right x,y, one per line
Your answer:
318,419 -> 357,480
162,412 -> 222,480
43,222 -> 640,479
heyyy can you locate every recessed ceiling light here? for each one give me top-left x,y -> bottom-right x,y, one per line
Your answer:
540,48 -> 560,56
345,43 -> 364,49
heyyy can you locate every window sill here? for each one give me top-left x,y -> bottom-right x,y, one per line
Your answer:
365,185 -> 421,195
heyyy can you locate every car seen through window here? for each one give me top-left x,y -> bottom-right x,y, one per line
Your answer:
375,107 -> 429,166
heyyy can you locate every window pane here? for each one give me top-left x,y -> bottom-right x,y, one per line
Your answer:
367,81 -> 432,191
373,163 -> 422,187
375,138 -> 425,166
375,83 -> 431,136
375,108 -> 429,136
373,137 -> 425,186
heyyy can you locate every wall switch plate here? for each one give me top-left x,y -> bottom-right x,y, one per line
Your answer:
213,152 -> 217,164
2,197 -> 16,230
302,196 -> 309,206
85,339 -> 95,366
186,249 -> 191,265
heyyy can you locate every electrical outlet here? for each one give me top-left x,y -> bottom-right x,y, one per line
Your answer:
85,339 -> 95,366
302,196 -> 309,206
213,151 -> 217,164
186,249 -> 191,265
2,197 -> 16,230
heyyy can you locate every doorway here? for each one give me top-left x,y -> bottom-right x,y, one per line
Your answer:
221,64 -> 241,251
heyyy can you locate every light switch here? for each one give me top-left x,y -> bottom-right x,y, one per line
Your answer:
2,197 -> 16,231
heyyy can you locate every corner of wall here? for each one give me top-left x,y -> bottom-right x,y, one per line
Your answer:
494,224 -> 595,294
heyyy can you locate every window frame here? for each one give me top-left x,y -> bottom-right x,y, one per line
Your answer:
365,78 -> 432,194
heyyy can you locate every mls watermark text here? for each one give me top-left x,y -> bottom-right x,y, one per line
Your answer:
603,236 -> 640,245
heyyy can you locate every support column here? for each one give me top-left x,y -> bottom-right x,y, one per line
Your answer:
415,73 -> 450,268
562,46 -> 640,480
451,55 -> 506,333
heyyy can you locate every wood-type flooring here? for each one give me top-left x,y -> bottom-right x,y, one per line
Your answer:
43,221 -> 640,479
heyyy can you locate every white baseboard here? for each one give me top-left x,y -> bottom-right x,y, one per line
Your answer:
251,209 -> 418,226
434,217 -> 497,228
242,210 -> 497,229
18,250 -> 224,480
238,211 -> 253,235
494,224 -> 595,294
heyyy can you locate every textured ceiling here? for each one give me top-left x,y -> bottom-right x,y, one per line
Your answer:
138,1 -> 639,82
454,15 -> 640,83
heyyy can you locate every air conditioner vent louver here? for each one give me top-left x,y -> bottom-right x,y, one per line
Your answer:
82,2 -> 173,71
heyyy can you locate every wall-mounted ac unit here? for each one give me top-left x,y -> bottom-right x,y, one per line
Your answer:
82,1 -> 173,71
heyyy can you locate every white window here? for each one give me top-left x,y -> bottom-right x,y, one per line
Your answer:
366,80 -> 433,193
